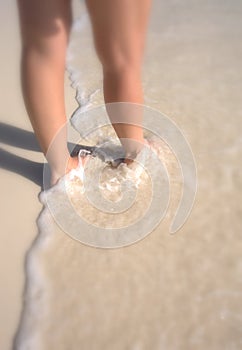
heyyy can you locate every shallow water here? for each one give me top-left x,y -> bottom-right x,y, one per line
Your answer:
14,0 -> 242,349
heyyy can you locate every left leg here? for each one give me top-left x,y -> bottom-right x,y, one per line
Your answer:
17,0 -> 84,186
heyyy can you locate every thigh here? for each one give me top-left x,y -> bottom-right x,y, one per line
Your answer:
85,0 -> 151,69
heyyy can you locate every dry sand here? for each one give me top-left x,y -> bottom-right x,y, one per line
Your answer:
0,1 -> 77,349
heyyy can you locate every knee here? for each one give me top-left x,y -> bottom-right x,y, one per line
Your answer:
18,0 -> 71,56
21,30 -> 67,58
19,20 -> 69,58
96,42 -> 142,75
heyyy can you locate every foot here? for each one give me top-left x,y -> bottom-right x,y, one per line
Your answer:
123,138 -> 151,166
50,155 -> 90,187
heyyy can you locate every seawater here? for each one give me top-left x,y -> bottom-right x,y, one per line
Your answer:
14,0 -> 242,349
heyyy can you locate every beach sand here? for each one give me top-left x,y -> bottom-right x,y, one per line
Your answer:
1,0 -> 242,349
0,2 -> 78,349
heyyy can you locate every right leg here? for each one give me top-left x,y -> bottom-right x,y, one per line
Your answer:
17,0 -> 78,185
86,0 -> 151,162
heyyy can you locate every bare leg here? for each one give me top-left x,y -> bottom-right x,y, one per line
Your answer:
86,0 -> 151,163
17,0 -> 80,185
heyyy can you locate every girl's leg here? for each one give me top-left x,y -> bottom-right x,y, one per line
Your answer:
86,0 -> 151,162
17,0 -> 78,184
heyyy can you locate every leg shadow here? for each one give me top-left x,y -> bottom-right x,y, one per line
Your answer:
0,122 -> 41,152
0,122 -> 44,187
0,122 -> 88,189
0,148 -> 43,188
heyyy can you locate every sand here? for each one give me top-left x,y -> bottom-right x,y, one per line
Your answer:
0,1 -> 78,349
1,0 -> 242,349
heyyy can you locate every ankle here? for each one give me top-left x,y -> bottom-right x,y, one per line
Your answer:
124,138 -> 147,164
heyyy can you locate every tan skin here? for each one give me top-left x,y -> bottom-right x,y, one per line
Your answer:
17,0 -> 152,186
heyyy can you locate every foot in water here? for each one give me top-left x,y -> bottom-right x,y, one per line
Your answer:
50,139 -> 153,187
123,138 -> 152,166
50,154 -> 90,187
